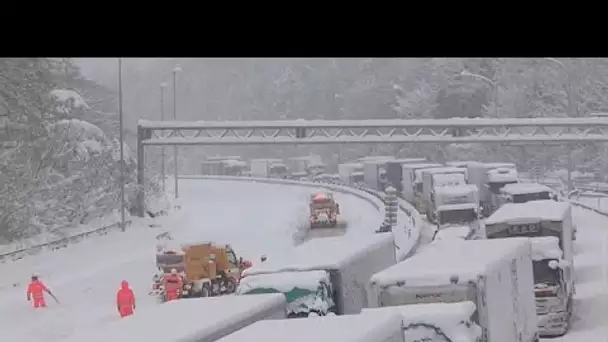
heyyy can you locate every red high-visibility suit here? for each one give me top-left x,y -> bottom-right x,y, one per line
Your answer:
163,274 -> 183,301
116,280 -> 136,318
27,279 -> 48,308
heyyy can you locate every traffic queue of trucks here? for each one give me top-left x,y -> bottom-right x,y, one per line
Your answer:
135,154 -> 576,341
101,231 -> 565,342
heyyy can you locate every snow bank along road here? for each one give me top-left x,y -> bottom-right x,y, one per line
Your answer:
548,206 -> 608,341
0,178 -> 381,342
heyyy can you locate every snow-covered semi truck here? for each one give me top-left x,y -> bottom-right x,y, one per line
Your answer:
368,238 -> 538,342
62,294 -> 287,342
250,159 -> 288,179
338,162 -> 365,186
288,155 -> 324,178
484,200 -> 574,337
421,167 -> 468,222
433,184 -> 482,240
238,234 -> 397,317
467,162 -> 519,217
383,158 -> 428,196
216,311 -> 406,342
498,182 -> 558,206
362,302 -> 482,342
363,159 -> 392,191
401,163 -> 442,212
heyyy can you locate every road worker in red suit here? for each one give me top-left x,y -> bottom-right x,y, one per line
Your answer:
27,275 -> 50,308
116,280 -> 136,318
164,268 -> 183,302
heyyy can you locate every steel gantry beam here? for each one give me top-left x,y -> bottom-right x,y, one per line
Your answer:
135,117 -> 608,216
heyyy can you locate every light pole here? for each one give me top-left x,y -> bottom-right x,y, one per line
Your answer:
118,58 -> 126,232
544,58 -> 574,192
458,70 -> 498,118
160,82 -> 167,192
172,64 -> 182,199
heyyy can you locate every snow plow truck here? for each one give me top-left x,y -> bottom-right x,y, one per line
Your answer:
151,241 -> 252,302
309,192 -> 345,229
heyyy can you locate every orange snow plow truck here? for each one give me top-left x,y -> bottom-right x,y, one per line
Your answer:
151,242 -> 252,301
309,192 -> 343,229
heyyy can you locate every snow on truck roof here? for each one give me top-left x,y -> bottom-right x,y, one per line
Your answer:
435,184 -> 478,197
216,312 -> 404,342
485,200 -> 570,226
423,167 -> 466,174
362,301 -> 477,328
237,270 -> 331,294
63,294 -> 286,342
244,234 -> 395,276
370,238 -> 530,287
501,182 -> 553,195
530,236 -> 563,261
403,163 -> 443,170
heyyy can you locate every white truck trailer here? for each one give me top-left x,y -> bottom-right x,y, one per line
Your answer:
215,312 -> 406,342
401,163 -> 442,212
363,159 -> 392,191
240,233 -> 397,316
421,167 -> 468,222
384,158 -> 429,196
362,302 -> 482,342
433,184 -> 482,240
60,294 -> 287,342
467,162 -> 519,217
250,158 -> 288,179
338,162 -> 364,185
485,200 -> 574,337
368,238 -> 538,342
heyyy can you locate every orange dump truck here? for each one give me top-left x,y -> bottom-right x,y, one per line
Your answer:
152,242 -> 251,301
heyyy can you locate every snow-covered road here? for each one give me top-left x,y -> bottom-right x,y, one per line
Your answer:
546,206 -> 608,341
0,179 -> 381,341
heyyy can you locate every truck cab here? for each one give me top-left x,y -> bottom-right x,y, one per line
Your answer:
420,167 -> 468,222
434,184 -> 481,240
237,270 -> 336,317
485,201 -> 574,337
498,182 -> 557,207
467,162 -> 519,217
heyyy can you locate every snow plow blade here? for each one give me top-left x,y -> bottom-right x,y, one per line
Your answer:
310,220 -> 348,229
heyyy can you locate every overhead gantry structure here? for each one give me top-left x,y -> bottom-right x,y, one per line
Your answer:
135,117 -> 608,216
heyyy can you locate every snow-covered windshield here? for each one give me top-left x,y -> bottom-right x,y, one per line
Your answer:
512,192 -> 552,203
433,174 -> 466,187
488,181 -> 518,194
533,260 -> 560,285
438,209 -> 476,225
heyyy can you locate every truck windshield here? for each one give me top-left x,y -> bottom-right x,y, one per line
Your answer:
433,174 -> 466,187
438,209 -> 476,225
270,165 -> 287,173
226,248 -> 238,267
351,174 -> 364,183
312,200 -> 331,209
533,260 -> 560,285
488,181 -> 518,194
512,192 -> 551,203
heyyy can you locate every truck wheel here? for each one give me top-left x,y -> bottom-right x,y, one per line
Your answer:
200,284 -> 211,297
224,278 -> 237,294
